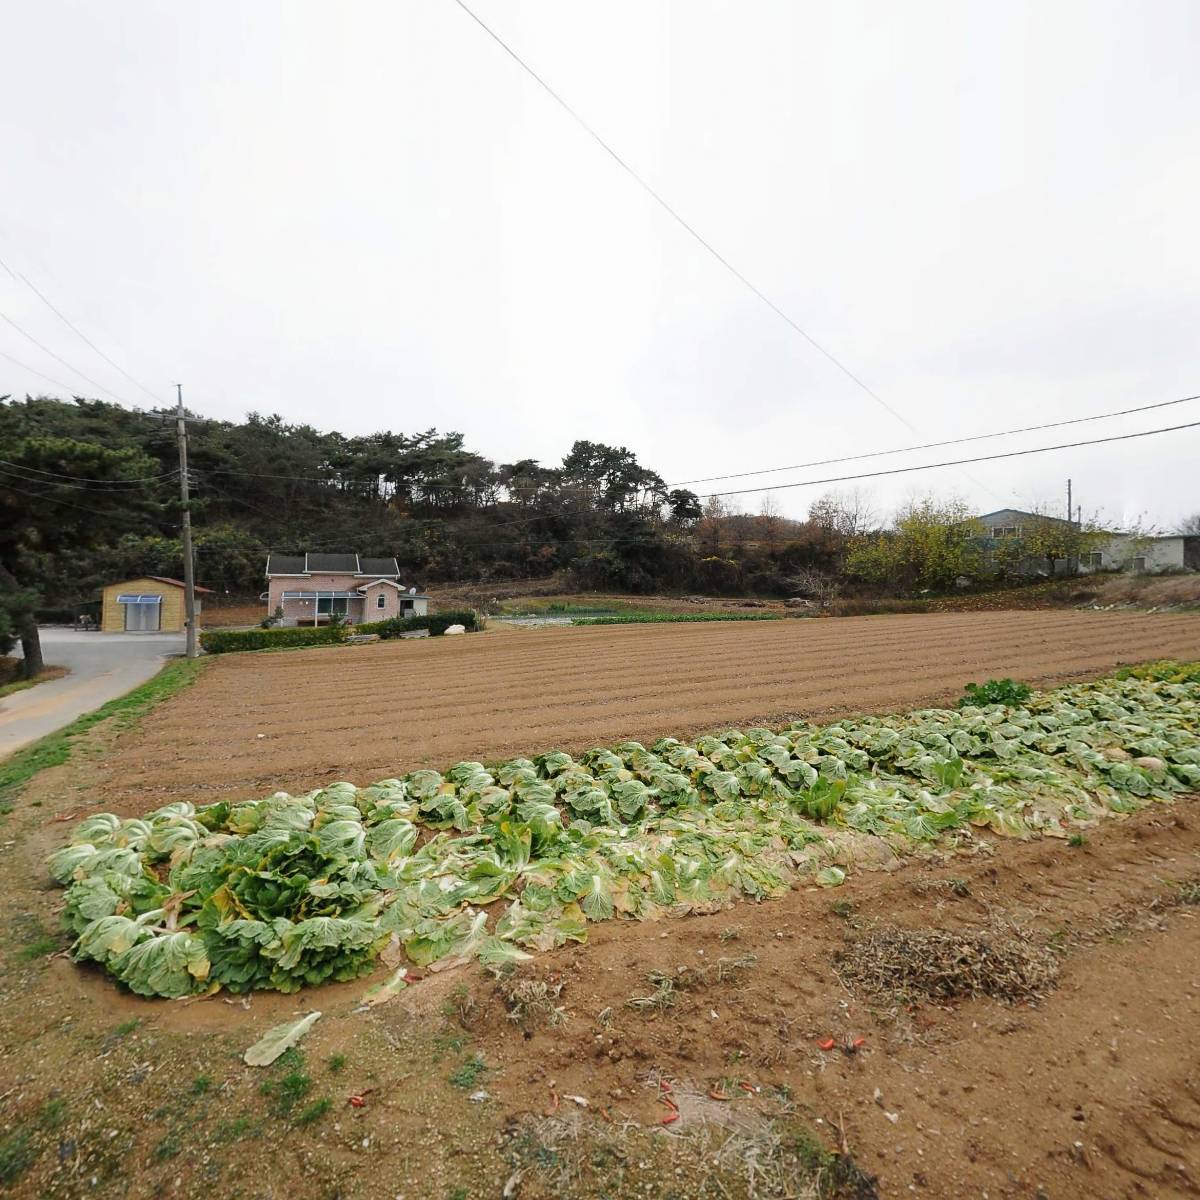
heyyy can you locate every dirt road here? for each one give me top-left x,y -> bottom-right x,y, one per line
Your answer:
89,609 -> 1200,811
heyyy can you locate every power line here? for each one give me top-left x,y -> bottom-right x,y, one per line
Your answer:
0,346 -> 84,394
0,309 -> 135,405
0,476 -> 177,527
0,456 -> 177,484
0,253 -> 165,404
698,419 -> 1200,499
669,390 -> 1200,487
0,464 -> 175,492
447,0 -> 918,435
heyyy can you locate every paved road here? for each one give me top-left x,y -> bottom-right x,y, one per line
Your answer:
0,628 -> 185,760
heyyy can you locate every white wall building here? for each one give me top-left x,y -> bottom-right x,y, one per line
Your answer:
1081,535 -> 1200,575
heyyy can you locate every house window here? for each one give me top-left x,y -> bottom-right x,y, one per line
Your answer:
316,597 -> 349,615
377,594 -> 386,609
991,526 -> 1023,538
1088,551 -> 1103,569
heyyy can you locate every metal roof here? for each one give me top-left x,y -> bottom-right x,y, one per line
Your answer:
266,553 -> 403,577
266,554 -> 306,575
146,576 -> 214,594
305,552 -> 360,573
358,556 -> 401,577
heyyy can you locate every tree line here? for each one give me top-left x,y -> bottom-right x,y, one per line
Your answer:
3,394 -> 1188,677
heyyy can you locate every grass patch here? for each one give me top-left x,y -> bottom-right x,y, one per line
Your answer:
572,612 -> 782,626
442,982 -> 477,1027
837,927 -> 1059,1004
16,934 -> 60,962
260,1070 -> 312,1118
153,1130 -> 183,1161
0,1131 -> 36,1186
113,1018 -> 140,1038
214,1116 -> 256,1143
432,1030 -> 467,1060
191,1074 -> 212,1096
326,1054 -> 346,1074
0,666 -> 68,700
37,1099 -> 66,1131
293,1098 -> 332,1126
0,657 -> 204,811
448,1056 -> 486,1089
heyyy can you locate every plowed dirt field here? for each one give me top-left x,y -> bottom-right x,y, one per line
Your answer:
91,609 -> 1200,813
4,610 -> 1200,1200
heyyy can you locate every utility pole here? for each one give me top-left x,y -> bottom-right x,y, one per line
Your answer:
1066,478 -> 1072,526
176,384 -> 198,659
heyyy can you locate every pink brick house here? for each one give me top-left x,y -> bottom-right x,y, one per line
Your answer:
265,553 -> 429,627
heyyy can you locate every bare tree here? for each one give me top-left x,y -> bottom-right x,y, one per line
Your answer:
807,488 -> 878,538
757,494 -> 784,552
697,495 -> 728,556
1178,512 -> 1200,535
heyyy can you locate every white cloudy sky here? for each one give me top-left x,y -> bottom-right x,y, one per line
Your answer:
1,0 -> 1197,528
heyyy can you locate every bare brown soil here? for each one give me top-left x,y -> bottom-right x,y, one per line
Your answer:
84,609 -> 1200,814
2,614 -> 1199,1199
2,758 -> 1197,1199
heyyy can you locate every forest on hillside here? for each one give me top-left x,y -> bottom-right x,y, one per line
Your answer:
1,395 -> 854,613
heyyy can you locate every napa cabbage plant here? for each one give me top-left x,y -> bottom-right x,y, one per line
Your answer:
46,667 -> 1200,998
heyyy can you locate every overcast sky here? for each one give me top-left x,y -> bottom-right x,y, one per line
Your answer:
2,0 -> 1197,528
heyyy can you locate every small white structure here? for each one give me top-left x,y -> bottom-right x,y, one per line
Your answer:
1081,535 -> 1200,575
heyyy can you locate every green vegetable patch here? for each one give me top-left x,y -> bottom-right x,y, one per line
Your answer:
46,667 -> 1200,999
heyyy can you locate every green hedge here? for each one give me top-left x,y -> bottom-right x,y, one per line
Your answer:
200,625 -> 349,654
572,612 -> 783,626
357,610 -> 480,639
35,607 -> 83,624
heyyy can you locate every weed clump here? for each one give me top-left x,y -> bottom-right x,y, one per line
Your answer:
958,678 -> 1032,708
500,974 -> 566,1033
627,954 -> 758,1014
837,928 -> 1058,1004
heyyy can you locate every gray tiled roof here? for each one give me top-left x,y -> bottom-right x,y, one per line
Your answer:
266,553 -> 404,577
358,556 -> 401,577
265,554 -> 306,575
305,553 -> 360,573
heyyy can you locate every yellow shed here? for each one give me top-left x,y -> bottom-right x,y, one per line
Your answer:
99,577 -> 211,633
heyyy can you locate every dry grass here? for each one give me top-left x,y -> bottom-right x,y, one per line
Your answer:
836,928 -> 1059,1005
627,954 -> 758,1013
1089,573 -> 1200,608
499,974 -> 567,1032
501,1112 -> 879,1200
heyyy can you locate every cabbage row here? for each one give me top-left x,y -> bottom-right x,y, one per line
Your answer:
48,671 -> 1200,999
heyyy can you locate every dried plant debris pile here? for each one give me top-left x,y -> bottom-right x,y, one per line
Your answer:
837,928 -> 1060,1004
47,669 -> 1200,998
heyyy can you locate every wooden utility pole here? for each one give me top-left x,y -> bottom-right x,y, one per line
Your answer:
176,384 -> 198,658
1066,478 -> 1072,526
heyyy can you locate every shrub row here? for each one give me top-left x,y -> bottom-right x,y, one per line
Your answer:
199,625 -> 348,654
571,612 -> 784,626
356,610 -> 481,639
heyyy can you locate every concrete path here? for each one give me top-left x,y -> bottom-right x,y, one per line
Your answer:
0,628 -> 186,760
